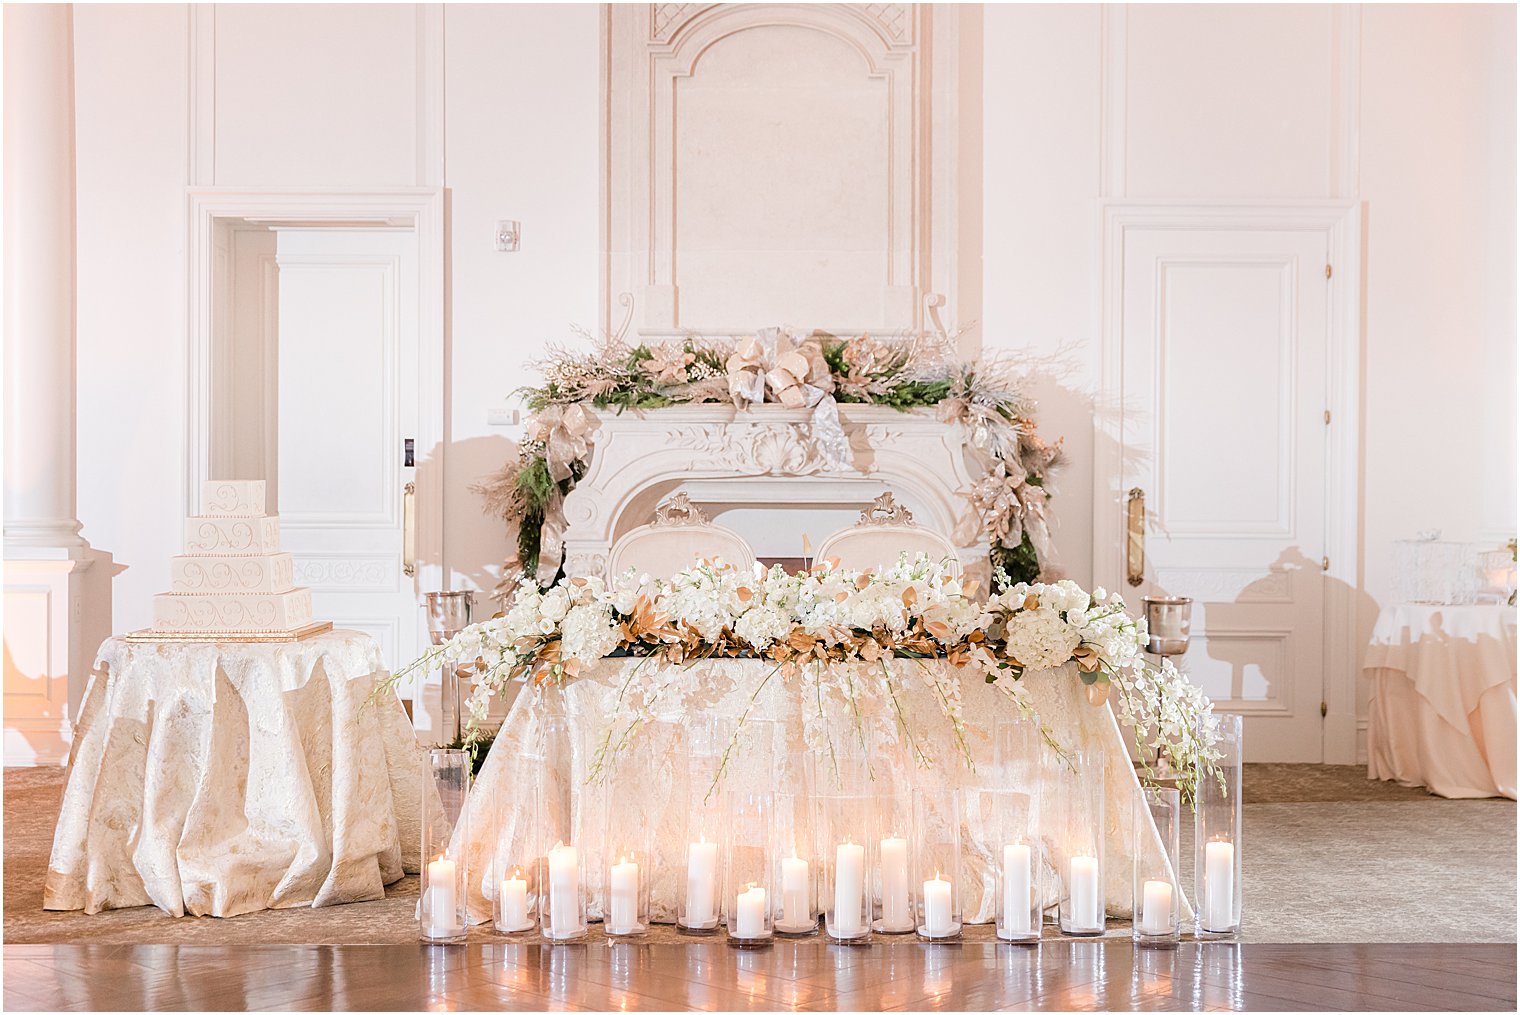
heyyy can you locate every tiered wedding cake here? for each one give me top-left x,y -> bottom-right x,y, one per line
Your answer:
149,480 -> 321,637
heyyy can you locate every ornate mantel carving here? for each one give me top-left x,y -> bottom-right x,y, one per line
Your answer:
560,404 -> 988,580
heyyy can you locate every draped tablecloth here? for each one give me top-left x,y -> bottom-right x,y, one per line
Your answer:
456,657 -> 1181,926
44,630 -> 426,917
1366,604 -> 1517,799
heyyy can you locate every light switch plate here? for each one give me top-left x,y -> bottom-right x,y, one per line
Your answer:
486,407 -> 521,426
495,220 -> 520,252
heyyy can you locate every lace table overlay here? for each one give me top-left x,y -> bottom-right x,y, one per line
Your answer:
457,657 -> 1183,926
44,630 -> 425,917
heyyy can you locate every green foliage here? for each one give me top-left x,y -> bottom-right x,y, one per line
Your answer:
590,387 -> 676,412
515,454 -> 556,507
876,378 -> 953,409
440,732 -> 496,776
991,532 -> 1041,586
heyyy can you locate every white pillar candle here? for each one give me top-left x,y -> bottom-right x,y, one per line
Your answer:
879,835 -> 912,931
1204,839 -> 1236,932
425,857 -> 458,936
922,873 -> 954,937
1140,879 -> 1173,935
684,838 -> 719,927
735,883 -> 767,939
832,841 -> 866,936
1068,855 -> 1101,931
499,870 -> 531,931
780,854 -> 811,931
547,842 -> 581,938
608,856 -> 640,934
1001,843 -> 1032,937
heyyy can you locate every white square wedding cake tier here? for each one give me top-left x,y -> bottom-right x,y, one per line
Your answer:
151,481 -> 316,634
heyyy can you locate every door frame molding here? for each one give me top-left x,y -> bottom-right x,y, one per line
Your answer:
1094,199 -> 1363,764
186,187 -> 446,598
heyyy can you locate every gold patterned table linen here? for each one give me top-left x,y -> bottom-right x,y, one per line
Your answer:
43,631 -> 425,917
457,656 -> 1183,926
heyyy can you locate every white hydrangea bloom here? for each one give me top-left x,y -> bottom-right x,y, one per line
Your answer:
1003,607 -> 1082,670
560,602 -> 620,665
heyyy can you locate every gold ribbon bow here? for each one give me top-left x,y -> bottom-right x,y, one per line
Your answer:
531,403 -> 598,484
766,340 -> 835,409
725,337 -> 768,407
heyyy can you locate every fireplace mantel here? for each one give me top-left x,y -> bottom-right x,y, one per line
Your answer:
561,404 -> 989,582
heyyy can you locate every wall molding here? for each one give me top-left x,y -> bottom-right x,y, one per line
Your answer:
1099,4 -> 1127,199
188,3 -> 216,186
604,3 -> 962,337
1094,199 -> 1363,763
1330,4 -> 1362,200
415,4 -> 444,189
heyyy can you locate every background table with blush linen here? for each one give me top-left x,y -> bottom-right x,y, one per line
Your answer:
44,630 -> 426,917
1365,603 -> 1517,799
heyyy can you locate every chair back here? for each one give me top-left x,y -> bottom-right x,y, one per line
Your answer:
608,493 -> 757,578
814,492 -> 961,574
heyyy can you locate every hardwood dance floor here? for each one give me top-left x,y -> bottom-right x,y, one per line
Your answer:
3,939 -> 1515,1012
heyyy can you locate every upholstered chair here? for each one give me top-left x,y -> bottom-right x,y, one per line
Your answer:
814,492 -> 962,574
607,492 -> 757,577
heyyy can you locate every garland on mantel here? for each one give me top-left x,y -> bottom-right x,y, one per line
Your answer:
474,325 -> 1063,599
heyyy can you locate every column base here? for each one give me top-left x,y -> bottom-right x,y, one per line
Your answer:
3,551 -> 90,766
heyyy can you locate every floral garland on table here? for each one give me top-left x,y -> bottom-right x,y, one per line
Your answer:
387,555 -> 1225,807
473,326 -> 1063,600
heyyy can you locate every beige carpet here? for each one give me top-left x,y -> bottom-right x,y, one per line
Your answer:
5,765 -> 1512,945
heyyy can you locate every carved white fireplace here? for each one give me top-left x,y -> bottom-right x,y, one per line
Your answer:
560,405 -> 990,583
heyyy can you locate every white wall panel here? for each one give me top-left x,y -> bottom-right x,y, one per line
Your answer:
673,24 -> 889,327
74,4 -> 190,636
213,3 -> 417,187
1124,4 -> 1336,198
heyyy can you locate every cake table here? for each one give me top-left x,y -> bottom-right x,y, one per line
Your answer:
44,629 -> 425,917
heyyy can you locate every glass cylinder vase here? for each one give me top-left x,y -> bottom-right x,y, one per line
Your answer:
677,714 -> 731,935
603,799 -> 653,938
819,789 -> 874,943
976,787 -> 1042,943
490,749 -> 537,935
992,713 -> 1045,942
773,790 -> 818,936
912,788 -> 962,941
1133,786 -> 1181,947
1195,714 -> 1243,938
420,747 -> 470,943
1058,749 -> 1105,936
724,790 -> 775,946
873,784 -> 915,935
537,711 -> 586,942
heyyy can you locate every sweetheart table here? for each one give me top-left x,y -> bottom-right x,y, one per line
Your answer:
455,656 -> 1181,927
44,630 -> 425,917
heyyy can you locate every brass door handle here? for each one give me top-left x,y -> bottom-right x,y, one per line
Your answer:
403,481 -> 417,577
1126,487 -> 1145,587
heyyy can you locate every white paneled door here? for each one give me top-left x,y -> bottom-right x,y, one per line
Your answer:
273,227 -> 421,670
1119,225 -> 1329,761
